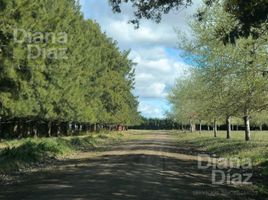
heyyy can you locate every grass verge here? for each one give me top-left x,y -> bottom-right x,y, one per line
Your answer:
0,131 -> 124,174
175,131 -> 268,195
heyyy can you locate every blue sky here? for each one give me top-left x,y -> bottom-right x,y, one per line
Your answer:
79,0 -> 200,118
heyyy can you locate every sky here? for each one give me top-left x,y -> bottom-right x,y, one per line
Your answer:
79,0 -> 202,118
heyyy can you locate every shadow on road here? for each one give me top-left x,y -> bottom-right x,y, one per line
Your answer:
0,132 -> 262,200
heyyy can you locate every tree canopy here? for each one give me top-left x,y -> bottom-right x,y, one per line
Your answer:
109,0 -> 268,36
109,0 -> 192,27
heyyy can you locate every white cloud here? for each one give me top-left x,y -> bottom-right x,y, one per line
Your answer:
137,82 -> 167,98
139,102 -> 164,118
106,19 -> 177,47
136,73 -> 154,82
132,47 -> 190,98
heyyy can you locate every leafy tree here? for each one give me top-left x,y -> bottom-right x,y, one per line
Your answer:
168,76 -> 201,132
170,1 -> 268,140
0,0 -> 141,138
251,111 -> 268,131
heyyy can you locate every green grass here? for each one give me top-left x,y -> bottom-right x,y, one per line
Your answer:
0,131 -> 124,173
175,131 -> 268,165
175,131 -> 268,194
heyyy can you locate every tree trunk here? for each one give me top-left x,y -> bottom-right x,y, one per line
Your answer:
13,120 -> 18,136
79,124 -> 83,132
207,125 -> 210,131
56,123 -> 61,137
226,116 -> 231,139
0,117 -> 2,140
199,120 -> 202,134
190,120 -> 195,132
192,123 -> 196,132
189,120 -> 192,132
81,123 -> 86,132
47,121 -> 52,137
244,114 -> 251,141
213,119 -> 217,137
27,123 -> 31,136
190,123 -> 194,133
259,124 -> 263,131
17,119 -> 24,138
71,123 -> 76,134
236,124 -> 239,131
33,124 -> 38,138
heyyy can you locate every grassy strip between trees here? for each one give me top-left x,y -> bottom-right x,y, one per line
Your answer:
0,132 -> 124,174
175,131 -> 268,194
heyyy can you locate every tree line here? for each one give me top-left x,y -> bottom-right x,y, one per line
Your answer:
168,0 -> 268,141
130,117 -> 268,132
0,0 -> 141,139
130,118 -> 181,130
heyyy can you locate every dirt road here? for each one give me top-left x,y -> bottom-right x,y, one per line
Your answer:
0,131 -> 261,200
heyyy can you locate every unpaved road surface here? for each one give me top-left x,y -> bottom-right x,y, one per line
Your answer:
0,131 -> 263,200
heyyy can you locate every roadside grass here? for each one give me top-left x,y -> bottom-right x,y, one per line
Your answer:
0,131 -> 125,173
175,131 -> 268,194
175,131 -> 268,164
